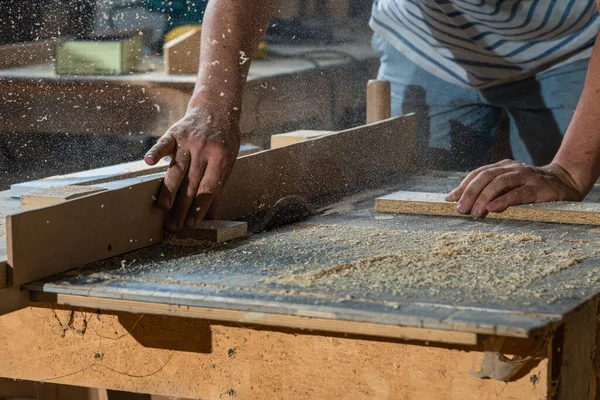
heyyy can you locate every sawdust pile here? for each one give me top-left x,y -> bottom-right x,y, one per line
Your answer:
261,224 -> 598,303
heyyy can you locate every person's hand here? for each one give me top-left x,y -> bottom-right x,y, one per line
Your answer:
144,104 -> 240,232
445,159 -> 585,217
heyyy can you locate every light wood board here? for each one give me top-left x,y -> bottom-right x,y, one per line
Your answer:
376,191 -> 600,225
176,220 -> 248,243
7,180 -> 165,287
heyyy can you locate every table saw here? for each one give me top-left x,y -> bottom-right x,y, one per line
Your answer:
1,115 -> 600,399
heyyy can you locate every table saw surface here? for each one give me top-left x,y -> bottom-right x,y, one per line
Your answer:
8,172 -> 600,339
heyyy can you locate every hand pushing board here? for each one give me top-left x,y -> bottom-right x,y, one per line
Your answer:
376,191 -> 600,225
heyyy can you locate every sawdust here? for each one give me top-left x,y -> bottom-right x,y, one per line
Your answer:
260,224 -> 596,303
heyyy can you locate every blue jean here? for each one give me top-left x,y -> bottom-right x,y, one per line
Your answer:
372,34 -> 589,169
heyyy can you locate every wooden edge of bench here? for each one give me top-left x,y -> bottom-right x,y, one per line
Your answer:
30,292 -> 479,346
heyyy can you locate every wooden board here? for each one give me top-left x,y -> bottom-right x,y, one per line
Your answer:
20,185 -> 107,211
7,180 -> 165,287
163,28 -> 201,75
0,306 -> 549,399
176,221 -> 248,243
376,191 -> 600,225
270,130 -> 332,149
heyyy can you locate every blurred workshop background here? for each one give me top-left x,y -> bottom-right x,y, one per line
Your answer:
0,0 -> 375,191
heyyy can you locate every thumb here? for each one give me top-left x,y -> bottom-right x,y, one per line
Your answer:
145,134 -> 176,165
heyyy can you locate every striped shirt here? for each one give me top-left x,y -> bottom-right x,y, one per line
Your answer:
370,0 -> 600,88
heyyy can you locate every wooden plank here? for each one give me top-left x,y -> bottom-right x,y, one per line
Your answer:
20,185 -> 107,211
163,28 -> 201,75
7,180 -> 165,287
376,191 -> 600,225
44,293 -> 478,345
270,130 -> 332,149
0,306 -> 549,399
176,221 -> 248,243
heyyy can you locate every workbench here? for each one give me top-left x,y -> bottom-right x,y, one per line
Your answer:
0,29 -> 377,147
1,171 -> 600,399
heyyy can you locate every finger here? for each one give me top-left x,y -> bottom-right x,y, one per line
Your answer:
145,134 -> 176,165
204,192 -> 222,220
166,158 -> 207,231
184,160 -> 224,225
456,165 -> 520,215
487,186 -> 536,213
186,192 -> 215,225
470,172 -> 526,217
445,159 -> 516,202
157,146 -> 191,211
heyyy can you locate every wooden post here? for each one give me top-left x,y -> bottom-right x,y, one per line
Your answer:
366,79 -> 391,124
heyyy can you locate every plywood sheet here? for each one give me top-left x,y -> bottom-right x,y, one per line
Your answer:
376,191 -> 600,225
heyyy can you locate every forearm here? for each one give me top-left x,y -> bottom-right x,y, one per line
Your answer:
552,33 -> 600,195
188,0 -> 277,119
